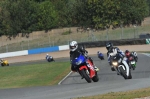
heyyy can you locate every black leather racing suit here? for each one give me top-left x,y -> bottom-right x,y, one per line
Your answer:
70,45 -> 93,71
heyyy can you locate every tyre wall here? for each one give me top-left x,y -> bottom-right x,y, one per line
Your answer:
79,39 -> 146,48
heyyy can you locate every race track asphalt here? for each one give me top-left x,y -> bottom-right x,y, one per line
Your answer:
0,53 -> 150,99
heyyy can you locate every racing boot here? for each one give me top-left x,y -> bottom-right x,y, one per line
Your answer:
88,57 -> 99,71
94,65 -> 99,72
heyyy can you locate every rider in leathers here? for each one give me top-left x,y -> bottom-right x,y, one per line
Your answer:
106,42 -> 128,72
69,41 -> 99,72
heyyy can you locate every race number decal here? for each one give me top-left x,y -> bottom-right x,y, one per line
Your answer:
131,61 -> 135,64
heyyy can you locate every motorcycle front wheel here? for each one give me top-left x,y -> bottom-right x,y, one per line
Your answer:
119,66 -> 128,79
80,69 -> 91,83
1,63 -> 4,66
128,69 -> 132,79
92,71 -> 99,82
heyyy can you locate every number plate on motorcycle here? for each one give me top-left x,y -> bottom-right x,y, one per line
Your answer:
131,61 -> 135,64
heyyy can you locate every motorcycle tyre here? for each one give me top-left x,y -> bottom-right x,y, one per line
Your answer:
80,69 -> 91,83
101,57 -> 104,60
111,67 -> 115,71
128,69 -> 132,79
1,63 -> 4,67
135,57 -> 138,62
92,71 -> 99,82
132,65 -> 135,70
119,66 -> 128,79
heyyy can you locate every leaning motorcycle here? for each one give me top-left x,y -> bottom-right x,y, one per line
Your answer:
128,56 -> 136,70
47,56 -> 55,62
1,60 -> 9,67
97,53 -> 104,60
71,53 -> 99,83
111,54 -> 132,79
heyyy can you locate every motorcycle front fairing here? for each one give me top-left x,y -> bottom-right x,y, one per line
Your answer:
71,53 -> 87,69
112,54 -> 130,76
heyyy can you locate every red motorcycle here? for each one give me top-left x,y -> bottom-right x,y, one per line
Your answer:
71,53 -> 99,83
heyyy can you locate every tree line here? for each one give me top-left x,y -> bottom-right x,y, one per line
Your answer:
0,0 -> 149,37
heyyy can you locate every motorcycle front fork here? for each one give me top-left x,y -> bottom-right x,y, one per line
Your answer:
78,69 -> 89,79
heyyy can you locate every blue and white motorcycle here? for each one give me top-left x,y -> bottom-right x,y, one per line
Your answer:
97,51 -> 104,60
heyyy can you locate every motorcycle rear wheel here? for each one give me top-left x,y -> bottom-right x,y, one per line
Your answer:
132,65 -> 135,70
80,69 -> 91,83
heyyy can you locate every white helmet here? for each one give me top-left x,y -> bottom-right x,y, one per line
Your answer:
69,41 -> 78,51
46,54 -> 49,56
132,51 -> 137,56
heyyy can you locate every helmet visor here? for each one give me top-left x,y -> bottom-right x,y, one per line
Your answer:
70,46 -> 76,49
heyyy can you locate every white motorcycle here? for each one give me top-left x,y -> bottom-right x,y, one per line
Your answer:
111,54 -> 132,79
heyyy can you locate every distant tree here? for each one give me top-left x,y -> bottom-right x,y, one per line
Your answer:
87,0 -> 149,29
120,0 -> 149,25
0,0 -> 38,36
146,0 -> 150,16
37,1 -> 58,30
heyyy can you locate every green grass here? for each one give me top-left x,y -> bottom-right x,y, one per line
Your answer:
1,59 -> 150,99
74,87 -> 150,99
0,62 -> 70,89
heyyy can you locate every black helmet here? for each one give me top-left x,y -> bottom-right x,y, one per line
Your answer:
125,50 -> 129,53
106,42 -> 113,51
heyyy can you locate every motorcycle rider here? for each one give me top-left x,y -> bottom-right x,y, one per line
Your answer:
125,50 -> 138,62
97,51 -> 104,60
45,54 -> 53,61
69,41 -> 99,72
106,42 -> 128,71
46,54 -> 50,60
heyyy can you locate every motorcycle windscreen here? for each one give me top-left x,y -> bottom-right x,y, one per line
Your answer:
112,54 -> 121,62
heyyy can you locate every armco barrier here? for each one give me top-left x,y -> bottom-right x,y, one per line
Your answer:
79,39 -> 146,48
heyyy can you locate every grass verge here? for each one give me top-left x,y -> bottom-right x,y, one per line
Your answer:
0,61 -> 70,89
1,60 -> 150,99
74,87 -> 150,99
